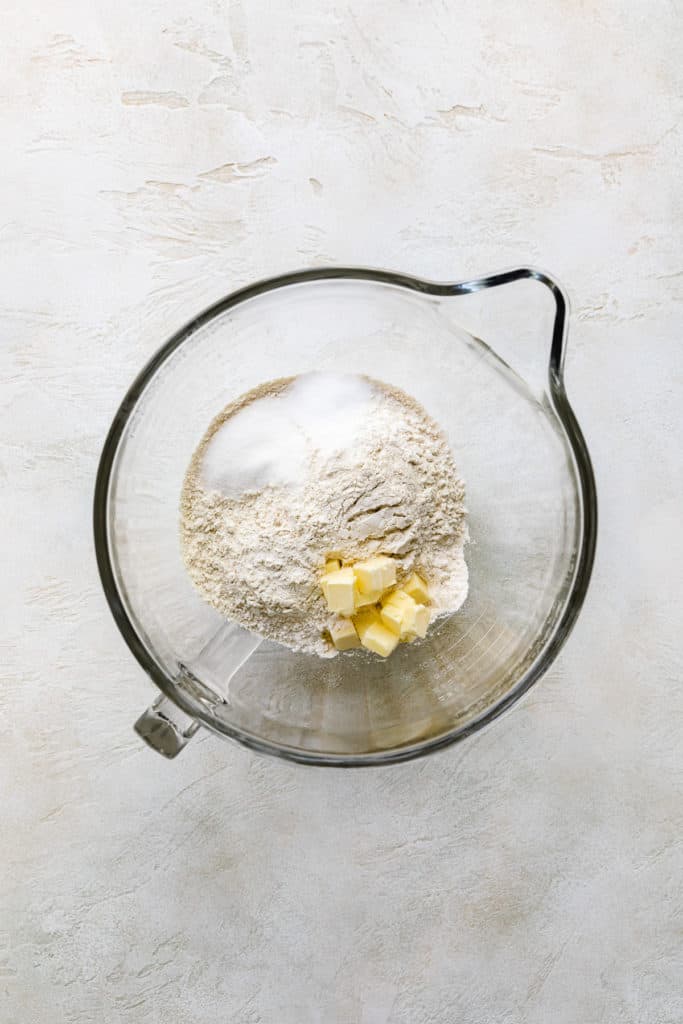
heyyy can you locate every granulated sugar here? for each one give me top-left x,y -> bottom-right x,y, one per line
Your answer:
201,373 -> 373,497
181,373 -> 468,657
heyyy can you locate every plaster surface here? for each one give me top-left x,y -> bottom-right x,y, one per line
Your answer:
2,2 -> 682,1021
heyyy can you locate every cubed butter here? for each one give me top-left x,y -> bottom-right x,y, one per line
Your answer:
412,603 -> 430,639
381,589 -> 420,640
321,567 -> 356,616
380,601 -> 405,637
403,572 -> 430,605
329,617 -> 360,651
320,574 -> 336,600
361,622 -> 400,658
353,555 -> 397,594
353,585 -> 383,609
320,555 -> 430,653
352,608 -> 382,641
383,588 -> 412,610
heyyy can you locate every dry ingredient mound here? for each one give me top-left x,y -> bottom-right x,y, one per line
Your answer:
180,373 -> 468,657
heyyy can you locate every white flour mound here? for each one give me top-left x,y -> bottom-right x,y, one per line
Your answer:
181,373 -> 468,657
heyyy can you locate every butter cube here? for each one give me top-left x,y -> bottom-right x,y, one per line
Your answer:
411,604 -> 430,639
329,617 -> 360,651
403,572 -> 430,605
381,589 -> 420,640
352,607 -> 382,641
322,567 -> 356,616
353,585 -> 383,609
380,601 -> 405,637
325,558 -> 342,574
361,622 -> 400,658
353,556 -> 397,594
320,575 -> 334,600
383,588 -> 412,610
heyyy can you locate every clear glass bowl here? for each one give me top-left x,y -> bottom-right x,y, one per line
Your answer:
94,267 -> 597,765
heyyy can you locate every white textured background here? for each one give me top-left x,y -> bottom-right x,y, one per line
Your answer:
2,2 -> 682,1022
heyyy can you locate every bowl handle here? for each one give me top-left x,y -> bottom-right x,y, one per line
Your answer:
134,695 -> 200,758
133,621 -> 262,757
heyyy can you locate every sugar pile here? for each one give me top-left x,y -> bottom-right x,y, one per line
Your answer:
201,373 -> 373,497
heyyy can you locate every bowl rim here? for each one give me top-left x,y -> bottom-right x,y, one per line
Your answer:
93,265 -> 598,766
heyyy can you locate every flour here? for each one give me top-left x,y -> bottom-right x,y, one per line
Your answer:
181,373 -> 468,657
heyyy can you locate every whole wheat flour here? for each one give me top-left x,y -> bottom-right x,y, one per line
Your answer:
180,373 -> 468,657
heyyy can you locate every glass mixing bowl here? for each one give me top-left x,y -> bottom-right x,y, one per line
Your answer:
94,267 -> 597,765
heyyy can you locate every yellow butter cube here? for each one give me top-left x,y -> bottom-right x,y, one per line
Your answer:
403,572 -> 430,605
383,588 -> 412,609
322,567 -> 356,616
381,589 -> 421,640
353,556 -> 397,594
329,617 -> 360,651
380,602 -> 404,637
352,607 -> 382,641
411,604 -> 430,639
361,622 -> 400,658
325,558 -> 342,574
320,573 -> 336,600
353,585 -> 383,609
